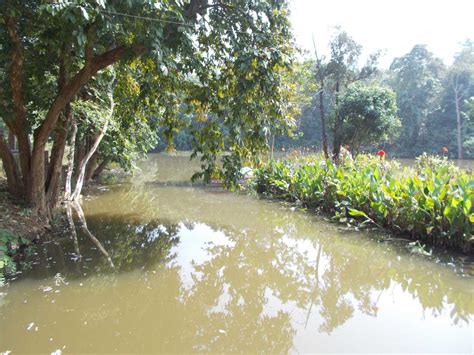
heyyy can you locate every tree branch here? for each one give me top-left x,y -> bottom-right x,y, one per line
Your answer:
33,44 -> 145,150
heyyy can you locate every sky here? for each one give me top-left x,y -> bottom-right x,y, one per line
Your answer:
289,0 -> 474,68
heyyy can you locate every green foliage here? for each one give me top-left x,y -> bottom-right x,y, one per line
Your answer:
253,154 -> 474,252
280,40 -> 474,159
1,0 -> 298,198
416,41 -> 474,158
387,45 -> 445,156
337,83 -> 400,151
0,228 -> 30,287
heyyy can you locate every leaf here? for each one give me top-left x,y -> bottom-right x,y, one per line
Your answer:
348,208 -> 368,218
464,198 -> 472,213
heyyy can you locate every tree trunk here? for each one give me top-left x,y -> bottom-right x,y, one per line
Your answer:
46,106 -> 71,209
70,80 -> 115,201
7,130 -> 15,150
0,131 -> 23,197
312,41 -> 329,160
5,14 -> 32,199
64,117 -> 78,200
332,81 -> 342,162
319,89 -> 328,159
84,152 -> 99,183
70,124 -> 109,201
454,87 -> 463,160
92,157 -> 109,180
75,138 -> 87,177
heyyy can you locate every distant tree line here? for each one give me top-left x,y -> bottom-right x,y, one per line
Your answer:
275,31 -> 474,159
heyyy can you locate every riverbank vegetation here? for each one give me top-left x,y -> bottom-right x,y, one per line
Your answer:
252,153 -> 473,253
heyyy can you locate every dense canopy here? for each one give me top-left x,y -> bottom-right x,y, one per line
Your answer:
0,0 -> 297,216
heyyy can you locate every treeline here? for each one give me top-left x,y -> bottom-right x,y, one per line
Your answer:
158,31 -> 474,160
279,32 -> 474,159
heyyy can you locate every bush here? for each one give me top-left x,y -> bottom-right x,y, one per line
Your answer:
253,154 -> 473,252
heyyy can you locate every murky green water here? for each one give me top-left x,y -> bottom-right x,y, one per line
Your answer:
1,154 -> 473,353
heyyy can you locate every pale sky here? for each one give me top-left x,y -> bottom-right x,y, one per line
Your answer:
289,0 -> 474,68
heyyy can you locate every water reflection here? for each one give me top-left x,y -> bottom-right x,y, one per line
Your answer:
1,154 -> 472,353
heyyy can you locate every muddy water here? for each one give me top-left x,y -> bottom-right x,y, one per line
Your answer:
1,154 -> 473,353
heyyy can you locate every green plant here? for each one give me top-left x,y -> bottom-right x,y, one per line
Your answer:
0,229 -> 30,287
253,154 -> 474,252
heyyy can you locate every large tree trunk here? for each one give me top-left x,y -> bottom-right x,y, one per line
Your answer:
4,15 -> 31,199
45,45 -> 72,210
0,131 -> 23,197
45,106 -> 71,210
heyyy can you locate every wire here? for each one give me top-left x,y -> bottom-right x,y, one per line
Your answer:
99,9 -> 259,36
99,9 -> 194,27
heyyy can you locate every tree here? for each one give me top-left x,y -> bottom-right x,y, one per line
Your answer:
324,29 -> 379,161
337,83 -> 400,152
446,41 -> 474,159
388,45 -> 445,156
0,0 -> 295,218
419,41 -> 474,158
312,39 -> 329,158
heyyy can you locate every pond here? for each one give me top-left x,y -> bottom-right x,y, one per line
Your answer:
1,154 -> 473,353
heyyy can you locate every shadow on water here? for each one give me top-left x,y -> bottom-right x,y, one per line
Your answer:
12,212 -> 180,282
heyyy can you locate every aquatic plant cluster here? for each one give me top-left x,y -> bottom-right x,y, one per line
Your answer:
252,154 -> 473,252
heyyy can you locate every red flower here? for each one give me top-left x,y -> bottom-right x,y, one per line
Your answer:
376,150 -> 385,157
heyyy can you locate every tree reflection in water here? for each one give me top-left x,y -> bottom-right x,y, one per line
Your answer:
5,204 -> 472,352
